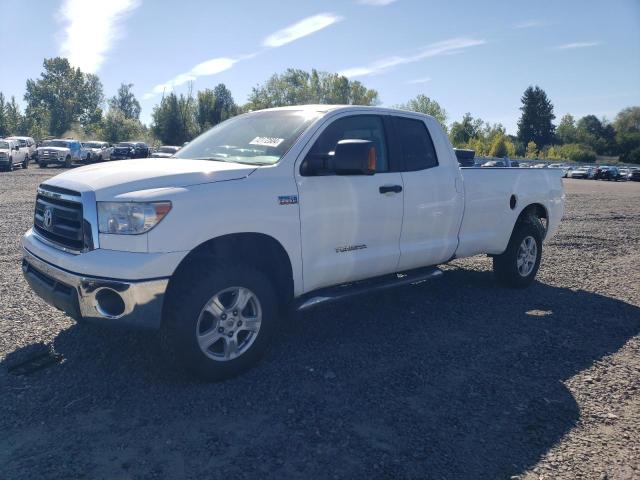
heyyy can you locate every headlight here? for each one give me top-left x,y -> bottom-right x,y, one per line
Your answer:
97,201 -> 172,235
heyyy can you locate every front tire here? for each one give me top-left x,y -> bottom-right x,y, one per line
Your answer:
493,216 -> 544,288
22,157 -> 28,169
64,155 -> 72,168
160,261 -> 278,381
38,161 -> 47,168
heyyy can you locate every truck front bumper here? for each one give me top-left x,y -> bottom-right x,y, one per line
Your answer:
22,247 -> 169,330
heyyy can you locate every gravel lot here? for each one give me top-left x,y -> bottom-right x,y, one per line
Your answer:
1,168 -> 639,479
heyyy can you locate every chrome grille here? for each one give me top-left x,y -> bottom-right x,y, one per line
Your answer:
34,185 -> 85,252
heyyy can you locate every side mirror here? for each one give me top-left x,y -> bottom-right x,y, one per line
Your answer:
331,140 -> 376,175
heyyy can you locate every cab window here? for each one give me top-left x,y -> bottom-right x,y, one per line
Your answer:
305,115 -> 389,173
392,116 -> 438,171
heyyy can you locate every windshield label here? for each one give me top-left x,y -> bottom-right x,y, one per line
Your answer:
250,136 -> 284,148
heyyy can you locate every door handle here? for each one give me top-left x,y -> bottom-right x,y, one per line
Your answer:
379,185 -> 403,194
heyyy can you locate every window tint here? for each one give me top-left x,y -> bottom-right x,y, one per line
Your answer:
307,115 -> 389,172
394,117 -> 438,171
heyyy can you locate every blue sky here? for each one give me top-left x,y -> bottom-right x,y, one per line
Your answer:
1,0 -> 639,133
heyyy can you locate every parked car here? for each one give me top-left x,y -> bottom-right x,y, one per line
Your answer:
112,142 -> 150,160
0,139 -> 28,171
82,141 -> 113,162
6,136 -> 36,160
21,105 -> 564,380
481,160 -> 507,167
548,163 -> 570,177
628,168 -> 640,182
567,166 -> 595,179
36,139 -> 83,168
594,166 -> 622,181
151,146 -> 181,158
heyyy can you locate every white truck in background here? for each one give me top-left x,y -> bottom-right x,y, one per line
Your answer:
21,105 -> 564,380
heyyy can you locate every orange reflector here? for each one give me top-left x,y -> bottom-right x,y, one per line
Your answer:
368,147 -> 377,172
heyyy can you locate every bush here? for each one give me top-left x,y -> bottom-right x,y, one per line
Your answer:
489,135 -> 508,157
559,143 -> 597,163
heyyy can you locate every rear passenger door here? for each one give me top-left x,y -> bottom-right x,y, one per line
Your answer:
391,115 -> 464,270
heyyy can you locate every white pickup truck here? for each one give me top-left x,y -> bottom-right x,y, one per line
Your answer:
22,105 -> 564,379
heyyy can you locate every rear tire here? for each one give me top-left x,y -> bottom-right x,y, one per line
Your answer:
38,161 -> 47,168
160,260 -> 279,381
8,158 -> 13,172
22,157 -> 28,169
493,216 -> 544,288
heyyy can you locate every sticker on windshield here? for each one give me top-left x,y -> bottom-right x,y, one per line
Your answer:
249,137 -> 284,148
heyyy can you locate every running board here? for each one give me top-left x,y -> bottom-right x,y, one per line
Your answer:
295,267 -> 443,311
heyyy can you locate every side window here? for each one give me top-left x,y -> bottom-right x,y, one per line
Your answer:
306,115 -> 389,173
394,117 -> 438,171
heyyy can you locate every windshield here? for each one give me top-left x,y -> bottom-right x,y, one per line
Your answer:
175,110 -> 322,165
116,143 -> 134,147
85,142 -> 103,148
0,141 -> 10,149
48,140 -> 70,148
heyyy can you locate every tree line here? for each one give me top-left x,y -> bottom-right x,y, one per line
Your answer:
0,57 -> 638,164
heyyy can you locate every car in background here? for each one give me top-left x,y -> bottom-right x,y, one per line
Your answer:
628,168 -> 640,182
36,139 -> 83,168
548,163 -> 571,177
6,136 -> 36,160
567,166 -> 595,179
481,160 -> 507,167
111,141 -> 150,160
82,141 -> 113,162
151,145 -> 181,158
0,139 -> 28,171
594,166 -> 622,181
532,163 -> 548,169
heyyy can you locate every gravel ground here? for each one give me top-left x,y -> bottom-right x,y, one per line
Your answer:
1,168 -> 639,480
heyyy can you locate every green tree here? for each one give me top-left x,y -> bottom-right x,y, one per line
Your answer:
559,143 -> 597,163
101,108 -> 143,144
517,85 -> 556,148
151,90 -> 197,145
556,114 -> 577,144
23,105 -> 51,140
246,68 -> 378,110
5,96 -> 24,135
525,140 -> 538,159
108,83 -> 141,120
575,115 -> 616,154
24,57 -> 104,136
196,84 -> 238,132
489,135 -> 509,157
396,94 -> 447,127
449,113 -> 484,146
0,93 -> 7,137
614,106 -> 640,163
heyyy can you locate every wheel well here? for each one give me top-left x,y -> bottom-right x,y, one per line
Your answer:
516,203 -> 548,237
167,233 -> 294,308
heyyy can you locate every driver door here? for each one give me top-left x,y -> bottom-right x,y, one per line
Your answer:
296,114 -> 404,293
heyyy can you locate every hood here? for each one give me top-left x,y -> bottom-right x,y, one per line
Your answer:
43,158 -> 256,198
0,148 -> 9,154
38,146 -> 69,152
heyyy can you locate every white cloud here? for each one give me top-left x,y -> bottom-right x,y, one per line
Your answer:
58,0 -> 140,73
144,12 -> 342,100
406,77 -> 431,84
513,20 -> 547,29
339,38 -> 486,78
554,41 -> 601,50
142,57 -> 239,99
357,0 -> 399,5
262,13 -> 343,48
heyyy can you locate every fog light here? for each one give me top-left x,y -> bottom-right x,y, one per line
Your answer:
95,288 -> 126,318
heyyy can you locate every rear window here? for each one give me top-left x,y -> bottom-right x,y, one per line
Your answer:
393,117 -> 438,171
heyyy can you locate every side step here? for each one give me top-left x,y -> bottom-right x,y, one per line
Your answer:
295,266 -> 443,311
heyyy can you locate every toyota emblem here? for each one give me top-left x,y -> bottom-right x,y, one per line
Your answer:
43,206 -> 53,229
